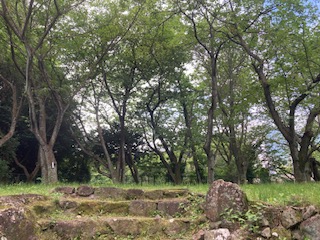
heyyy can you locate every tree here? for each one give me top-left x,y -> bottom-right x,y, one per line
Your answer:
214,44 -> 263,184
70,0 -> 144,183
0,22 -> 23,147
176,0 -> 228,183
226,0 -> 320,182
0,0 -> 85,183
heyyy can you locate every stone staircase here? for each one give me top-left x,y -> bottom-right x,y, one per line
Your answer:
29,186 -> 206,240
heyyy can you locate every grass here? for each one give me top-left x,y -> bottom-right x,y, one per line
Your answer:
241,182 -> 320,207
1,181 -> 320,207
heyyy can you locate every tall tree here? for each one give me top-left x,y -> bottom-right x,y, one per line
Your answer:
0,0 -> 85,183
226,0 -> 320,182
70,0 -> 143,183
176,0 -> 227,183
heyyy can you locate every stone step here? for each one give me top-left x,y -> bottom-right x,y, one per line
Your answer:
53,186 -> 190,200
32,198 -> 190,218
37,216 -> 192,240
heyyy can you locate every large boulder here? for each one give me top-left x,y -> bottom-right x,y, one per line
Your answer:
281,207 -> 303,229
205,179 -> 248,222
0,207 -> 36,240
300,214 -> 320,239
0,194 -> 46,240
76,185 -> 94,197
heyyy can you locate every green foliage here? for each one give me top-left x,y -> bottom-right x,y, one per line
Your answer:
221,203 -> 264,233
0,159 -> 11,182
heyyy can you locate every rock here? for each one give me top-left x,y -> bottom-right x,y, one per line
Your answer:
281,207 -> 303,229
205,179 -> 248,222
261,227 -> 271,238
292,229 -> 304,240
94,187 -> 126,199
129,200 -> 157,216
58,200 -> 78,209
44,219 -> 101,239
261,205 -> 282,228
228,228 -> 246,240
144,190 -> 164,200
106,218 -> 140,236
157,199 -> 188,217
193,229 -> 205,240
52,186 -> 75,195
209,221 -> 222,229
163,189 -> 190,198
76,186 -> 94,197
302,205 -> 317,220
300,214 -> 320,240
260,217 -> 270,227
219,219 -> 241,232
163,219 -> 190,236
126,189 -> 144,200
0,207 -> 36,240
271,226 -> 291,239
204,228 -> 231,240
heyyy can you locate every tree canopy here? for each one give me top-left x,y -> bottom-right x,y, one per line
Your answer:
0,0 -> 319,184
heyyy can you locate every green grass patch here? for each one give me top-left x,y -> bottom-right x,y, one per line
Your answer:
1,182 -> 320,207
241,182 -> 320,207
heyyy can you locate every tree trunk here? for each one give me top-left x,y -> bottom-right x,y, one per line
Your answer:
289,143 -> 311,182
206,149 -> 216,184
235,158 -> 248,184
182,102 -> 203,183
126,148 -> 139,184
39,145 -> 58,183
118,116 -> 126,183
0,75 -> 22,147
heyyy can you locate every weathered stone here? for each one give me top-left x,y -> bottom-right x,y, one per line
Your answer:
281,207 -> 303,229
157,199 -> 188,217
292,229 -> 304,240
0,207 -> 36,240
204,228 -> 231,240
144,190 -> 164,200
42,219 -> 103,239
129,200 -> 157,216
163,218 -> 190,236
260,227 -> 271,238
261,205 -> 282,228
94,187 -> 126,199
193,229 -> 205,240
209,221 -> 222,229
163,189 -> 189,198
205,179 -> 248,222
228,228 -> 247,240
58,200 -> 78,210
302,205 -> 317,220
52,186 -> 75,195
300,214 -> 320,240
260,217 -> 270,227
0,194 -> 47,207
106,218 -> 140,236
126,189 -> 144,200
76,186 -> 94,197
271,226 -> 291,239
219,219 -> 241,232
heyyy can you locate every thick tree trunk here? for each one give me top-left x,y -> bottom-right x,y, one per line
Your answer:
289,144 -> 311,182
39,145 -> 58,183
235,159 -> 248,184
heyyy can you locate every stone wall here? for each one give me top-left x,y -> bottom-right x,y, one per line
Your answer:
200,179 -> 320,240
